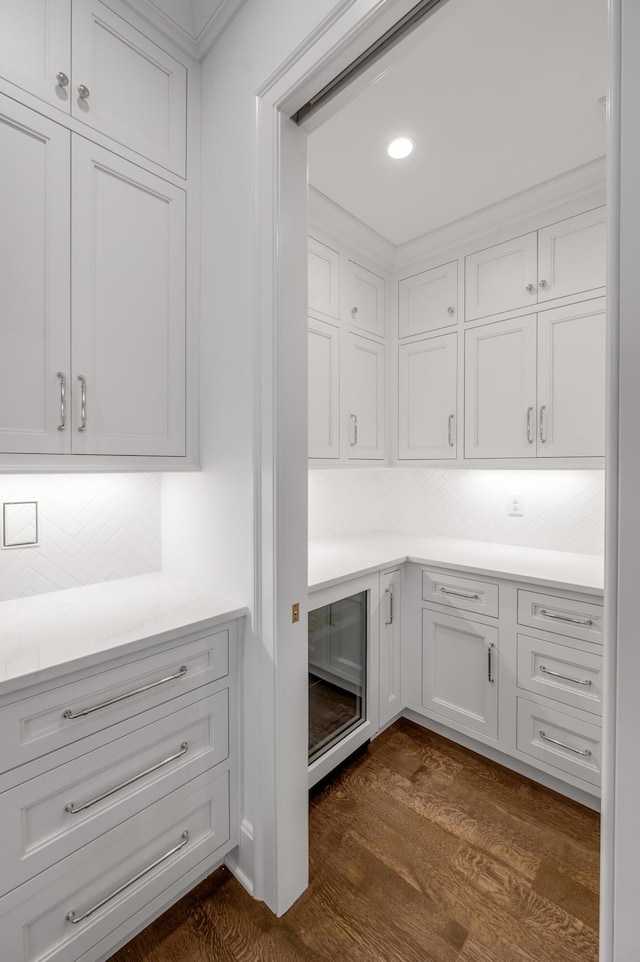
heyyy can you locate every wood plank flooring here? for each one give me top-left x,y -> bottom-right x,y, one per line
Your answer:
108,718 -> 600,962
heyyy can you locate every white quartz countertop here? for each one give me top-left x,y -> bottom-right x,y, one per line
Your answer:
308,532 -> 604,595
0,573 -> 248,696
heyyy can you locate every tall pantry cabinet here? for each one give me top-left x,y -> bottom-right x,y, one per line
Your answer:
0,0 -> 196,469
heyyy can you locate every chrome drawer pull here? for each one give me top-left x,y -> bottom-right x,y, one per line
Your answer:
539,730 -> 591,757
448,413 -> 455,447
539,665 -> 592,687
440,586 -> 479,601
487,642 -> 495,683
65,742 -> 189,814
77,374 -> 87,431
539,609 -> 594,627
62,665 -> 188,719
66,830 -> 189,925
385,586 -> 394,626
57,372 -> 67,431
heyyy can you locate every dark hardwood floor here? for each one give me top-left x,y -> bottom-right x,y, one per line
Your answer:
108,718 -> 600,962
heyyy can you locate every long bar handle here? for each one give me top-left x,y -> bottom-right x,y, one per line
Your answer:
539,405 -> 546,443
539,609 -> 593,627
539,665 -> 592,687
440,586 -> 479,601
385,586 -> 394,626
526,406 -> 534,444
62,665 -> 188,720
66,830 -> 189,924
487,642 -> 495,683
57,372 -> 67,431
65,742 -> 189,814
448,414 -> 455,447
77,374 -> 87,431
539,730 -> 591,757
350,413 -> 358,446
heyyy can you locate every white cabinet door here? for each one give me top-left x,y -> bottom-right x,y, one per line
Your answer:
71,138 -> 186,456
398,260 -> 457,337
0,0 -> 70,113
537,208 -> 606,303
0,96 -> 70,455
308,237 -> 340,319
537,299 -> 606,457
347,260 -> 385,337
379,569 -> 401,727
71,0 -> 187,176
422,608 -> 498,739
465,316 -> 537,459
465,232 -> 538,320
308,316 -> 340,459
348,334 -> 385,460
398,333 -> 457,460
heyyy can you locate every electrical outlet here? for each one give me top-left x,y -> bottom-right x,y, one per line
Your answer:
508,493 -> 524,517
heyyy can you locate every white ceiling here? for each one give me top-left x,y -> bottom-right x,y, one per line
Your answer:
308,0 -> 608,247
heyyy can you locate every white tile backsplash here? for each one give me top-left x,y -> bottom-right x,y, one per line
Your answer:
309,469 -> 605,555
0,475 -> 161,601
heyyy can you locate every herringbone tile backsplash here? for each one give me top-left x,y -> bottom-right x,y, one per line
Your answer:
309,469 -> 605,555
0,475 -> 161,602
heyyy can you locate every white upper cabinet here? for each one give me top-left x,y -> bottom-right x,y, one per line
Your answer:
72,1 -> 187,176
465,233 -> 538,321
537,299 -> 606,458
71,138 -> 186,456
308,316 -> 340,459
465,315 -> 537,459
308,237 -> 340,319
398,333 -> 457,460
0,0 -> 71,113
347,260 -> 385,337
537,208 -> 607,303
398,260 -> 457,337
348,334 -> 385,460
0,95 -> 71,455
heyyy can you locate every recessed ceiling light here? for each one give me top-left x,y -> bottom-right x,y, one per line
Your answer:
387,137 -> 414,159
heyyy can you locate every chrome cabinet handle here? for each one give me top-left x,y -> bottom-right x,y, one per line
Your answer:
447,306 -> 455,316
351,306 -> 358,317
56,71 -> 69,87
487,642 -> 495,683
66,830 -> 189,925
57,372 -> 66,431
539,730 -> 591,757
77,375 -> 87,431
440,586 -> 479,600
62,665 -> 188,719
539,405 -> 546,443
350,413 -> 358,446
539,279 -> 549,289
448,414 -> 455,447
525,283 -> 535,293
78,84 -> 90,100
539,665 -> 592,687
385,586 -> 394,626
65,742 -> 189,814
526,406 -> 534,444
539,609 -> 594,627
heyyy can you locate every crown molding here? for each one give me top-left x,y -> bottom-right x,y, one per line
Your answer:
196,0 -> 247,57
118,0 -> 247,61
308,185 -> 396,271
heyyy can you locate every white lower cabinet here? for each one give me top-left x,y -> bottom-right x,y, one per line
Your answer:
516,697 -> 601,787
379,569 -> 402,727
398,333 -> 457,460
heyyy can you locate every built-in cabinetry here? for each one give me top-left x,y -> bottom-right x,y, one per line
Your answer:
0,0 -> 195,470
398,333 -> 458,459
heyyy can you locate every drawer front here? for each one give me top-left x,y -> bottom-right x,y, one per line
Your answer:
517,633 -> 602,715
0,768 -> 230,962
517,590 -> 603,645
0,688 -> 229,895
0,627 -> 229,773
422,569 -> 499,618
516,696 -> 601,787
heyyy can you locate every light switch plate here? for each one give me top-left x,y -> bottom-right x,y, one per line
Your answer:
3,502 -> 39,548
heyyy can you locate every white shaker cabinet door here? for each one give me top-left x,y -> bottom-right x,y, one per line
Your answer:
398,260 -> 457,337
398,333 -> 457,460
379,569 -> 402,727
308,316 -> 340,459
0,96 -> 70,454
0,0 -> 70,113
465,316 -> 537,459
71,0 -> 187,176
465,232 -> 538,320
71,138 -> 186,456
347,260 -> 385,337
537,207 -> 606,303
347,334 -> 385,460
537,299 -> 606,457
308,237 -> 340,319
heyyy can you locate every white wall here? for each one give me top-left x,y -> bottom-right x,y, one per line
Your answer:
0,474 -> 161,602
309,468 -> 605,554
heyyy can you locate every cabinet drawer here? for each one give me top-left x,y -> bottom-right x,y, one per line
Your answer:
517,590 -> 603,644
517,633 -> 602,716
0,627 -> 229,772
516,697 -> 601,787
422,569 -> 499,618
0,768 -> 230,962
0,688 -> 228,895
